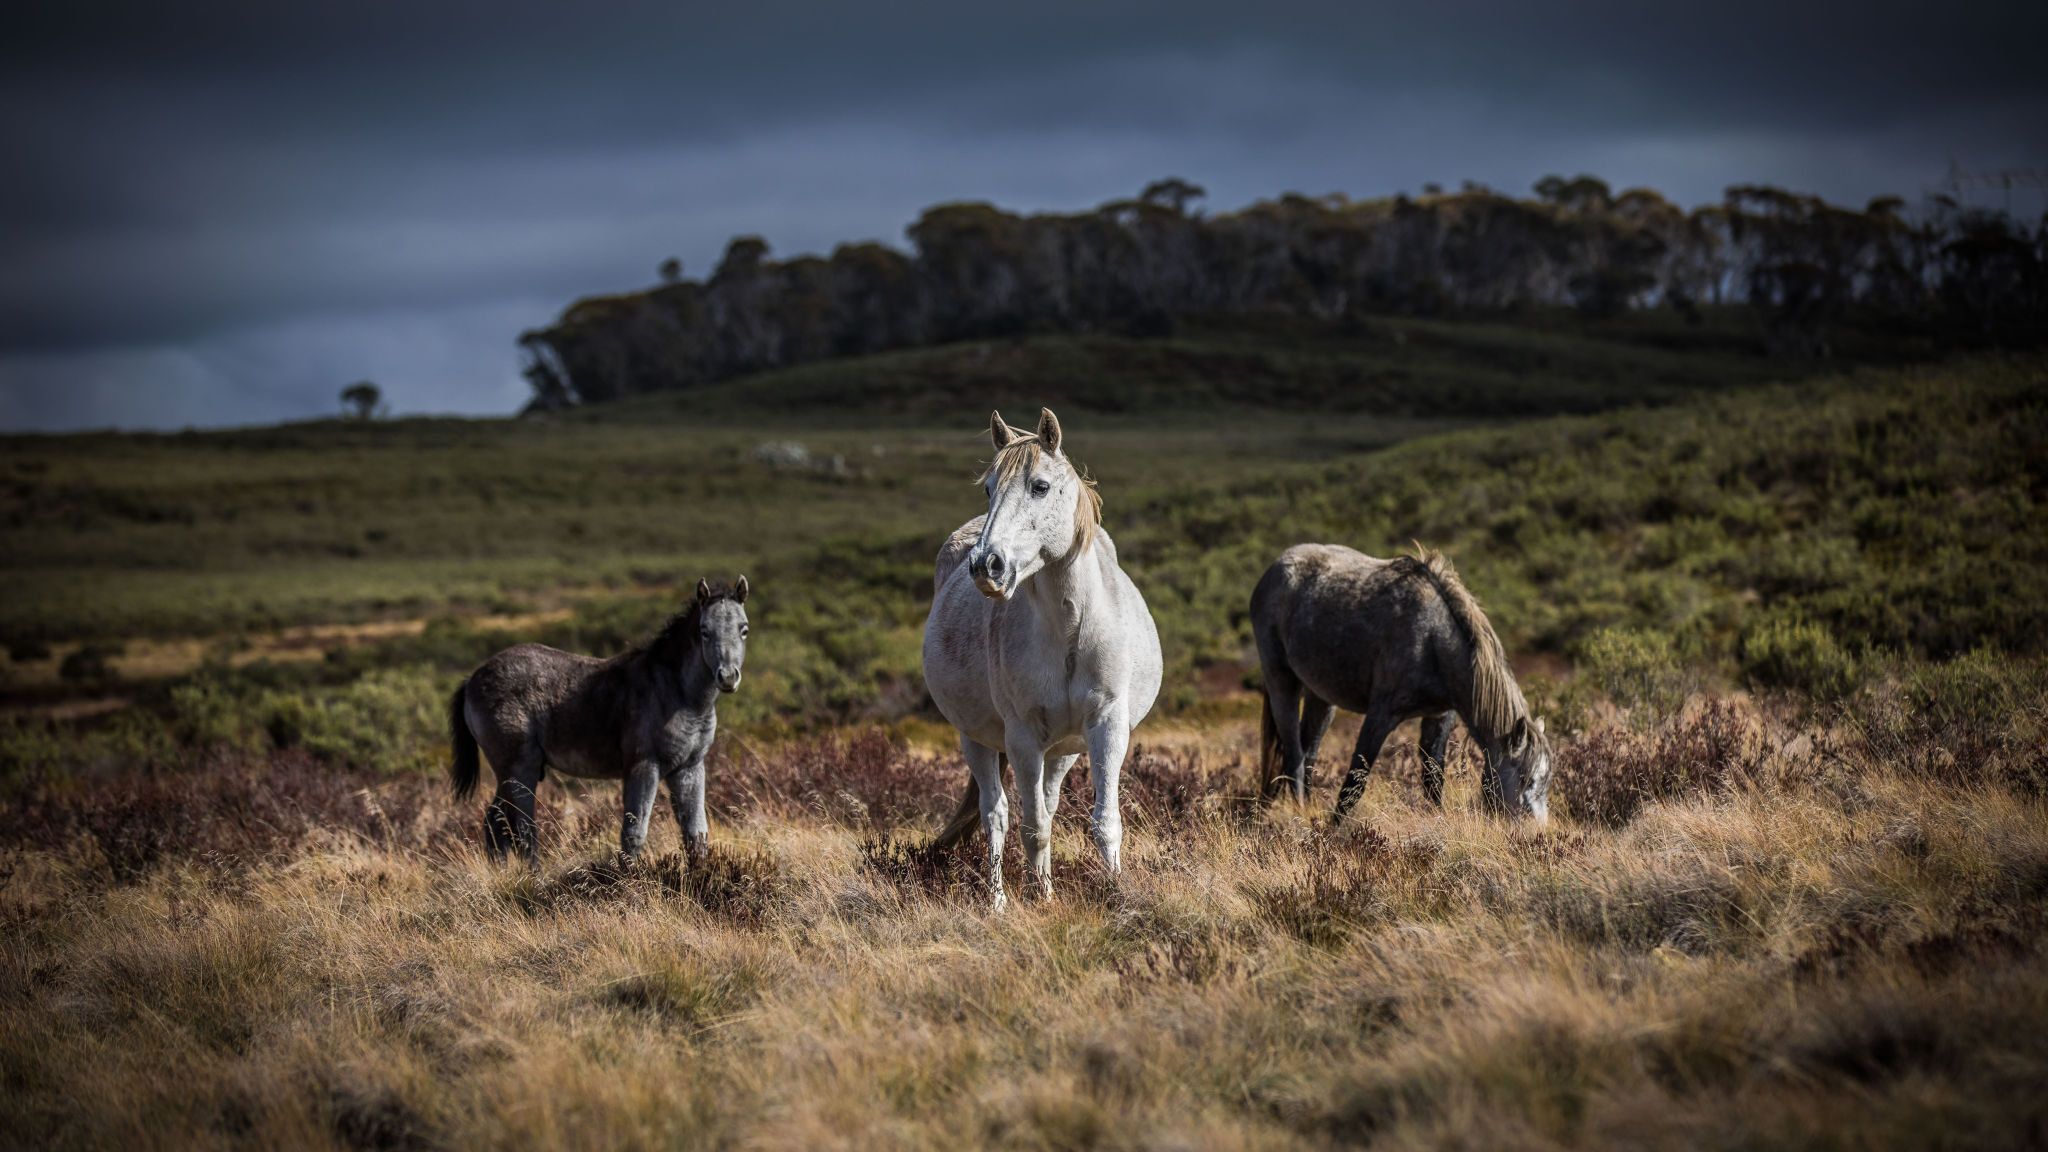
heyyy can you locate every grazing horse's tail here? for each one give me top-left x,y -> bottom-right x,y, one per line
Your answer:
1258,689 -> 1285,799
449,679 -> 481,800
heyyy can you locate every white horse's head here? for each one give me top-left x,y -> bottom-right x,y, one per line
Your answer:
967,408 -> 1101,600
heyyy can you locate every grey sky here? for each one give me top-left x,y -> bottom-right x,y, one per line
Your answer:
3,0 -> 2043,430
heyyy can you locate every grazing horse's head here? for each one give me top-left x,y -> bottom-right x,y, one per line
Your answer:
692,576 -> 750,692
1494,714 -> 1553,822
968,407 -> 1101,601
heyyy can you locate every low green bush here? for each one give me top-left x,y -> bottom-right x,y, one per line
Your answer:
1741,616 -> 1862,701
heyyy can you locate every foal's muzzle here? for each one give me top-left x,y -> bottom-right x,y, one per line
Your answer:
717,668 -> 742,693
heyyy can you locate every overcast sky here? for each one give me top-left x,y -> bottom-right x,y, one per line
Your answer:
3,0 -> 2043,432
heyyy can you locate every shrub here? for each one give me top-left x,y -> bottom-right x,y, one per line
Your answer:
1553,700 -> 1764,827
1574,627 -> 1695,728
1742,616 -> 1861,700
58,643 -> 124,683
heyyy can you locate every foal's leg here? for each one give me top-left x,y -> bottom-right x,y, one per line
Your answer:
1086,712 -> 1131,875
1332,710 -> 1401,823
962,738 -> 1009,910
666,754 -> 709,858
620,760 -> 661,860
1297,692 -> 1336,798
1418,712 -> 1456,809
1006,733 -> 1054,900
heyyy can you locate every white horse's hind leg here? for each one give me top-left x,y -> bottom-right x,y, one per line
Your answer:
1007,735 -> 1054,900
962,738 -> 1009,910
1086,714 -> 1130,874
1042,753 -> 1081,818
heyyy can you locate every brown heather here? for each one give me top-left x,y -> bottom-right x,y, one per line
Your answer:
3,696 -> 2046,1150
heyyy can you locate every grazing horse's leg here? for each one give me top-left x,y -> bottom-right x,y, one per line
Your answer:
1297,692 -> 1336,797
487,744 -> 545,860
1007,734 -> 1054,900
620,760 -> 660,860
1086,713 -> 1130,875
1332,711 -> 1401,823
1262,676 -> 1307,801
666,754 -> 710,858
963,738 -> 1009,910
1042,753 -> 1082,820
1418,712 -> 1456,809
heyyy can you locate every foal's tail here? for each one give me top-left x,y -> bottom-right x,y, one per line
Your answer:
1258,689 -> 1285,800
449,679 -> 481,800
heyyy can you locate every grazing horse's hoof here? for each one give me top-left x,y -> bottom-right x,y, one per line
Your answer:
989,891 -> 1009,913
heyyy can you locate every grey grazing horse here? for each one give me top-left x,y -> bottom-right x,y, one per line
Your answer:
450,577 -> 750,860
1251,545 -> 1551,821
922,408 -> 1163,908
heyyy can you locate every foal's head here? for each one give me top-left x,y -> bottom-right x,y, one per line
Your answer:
689,576 -> 750,692
967,407 -> 1101,601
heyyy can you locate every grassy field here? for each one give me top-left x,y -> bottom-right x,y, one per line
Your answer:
2,681 -> 2044,1149
2,325 -> 2045,1148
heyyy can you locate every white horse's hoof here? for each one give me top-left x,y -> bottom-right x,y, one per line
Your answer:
989,891 -> 1008,913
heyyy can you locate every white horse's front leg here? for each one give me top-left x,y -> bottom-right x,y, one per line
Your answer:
1006,734 -> 1053,900
962,738 -> 1009,911
1086,710 -> 1130,874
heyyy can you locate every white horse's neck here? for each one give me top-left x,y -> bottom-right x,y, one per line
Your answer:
1017,532 -> 1108,632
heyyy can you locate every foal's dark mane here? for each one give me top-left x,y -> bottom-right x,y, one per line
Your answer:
645,584 -> 742,665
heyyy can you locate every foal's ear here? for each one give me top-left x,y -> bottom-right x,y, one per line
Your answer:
734,574 -> 750,604
989,409 -> 1015,450
696,578 -> 712,604
1037,407 -> 1062,454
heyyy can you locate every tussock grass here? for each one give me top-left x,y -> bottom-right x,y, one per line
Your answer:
4,695 -> 2044,1149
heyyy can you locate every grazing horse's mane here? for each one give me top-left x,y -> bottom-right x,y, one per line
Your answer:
980,437 -> 1103,556
647,584 -> 742,663
1394,547 -> 1528,741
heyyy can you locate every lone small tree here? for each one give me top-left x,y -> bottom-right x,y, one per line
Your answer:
1139,177 -> 1206,216
658,256 -> 683,284
340,381 -> 382,420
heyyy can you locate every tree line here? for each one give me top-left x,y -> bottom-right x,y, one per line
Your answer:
519,177 -> 2048,408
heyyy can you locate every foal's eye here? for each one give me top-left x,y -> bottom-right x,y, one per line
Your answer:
1030,479 -> 1051,496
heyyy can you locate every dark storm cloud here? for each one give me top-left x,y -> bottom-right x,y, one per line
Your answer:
2,0 -> 2044,428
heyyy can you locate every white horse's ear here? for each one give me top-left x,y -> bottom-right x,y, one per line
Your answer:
1037,407 -> 1062,454
989,410 -> 1015,449
734,575 -> 749,604
696,578 -> 712,604
1534,716 -> 1546,736
1509,715 -> 1528,754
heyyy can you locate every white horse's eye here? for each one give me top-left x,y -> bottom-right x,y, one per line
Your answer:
1030,479 -> 1050,496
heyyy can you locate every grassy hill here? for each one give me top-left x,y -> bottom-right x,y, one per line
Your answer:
1,310 -> 1833,651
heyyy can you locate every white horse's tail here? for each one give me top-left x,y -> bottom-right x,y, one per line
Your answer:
929,753 -> 1007,850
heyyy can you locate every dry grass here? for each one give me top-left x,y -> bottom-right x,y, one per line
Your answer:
3,700 -> 2046,1150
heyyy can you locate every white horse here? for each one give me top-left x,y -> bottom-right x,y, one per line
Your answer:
921,408 -> 1163,908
